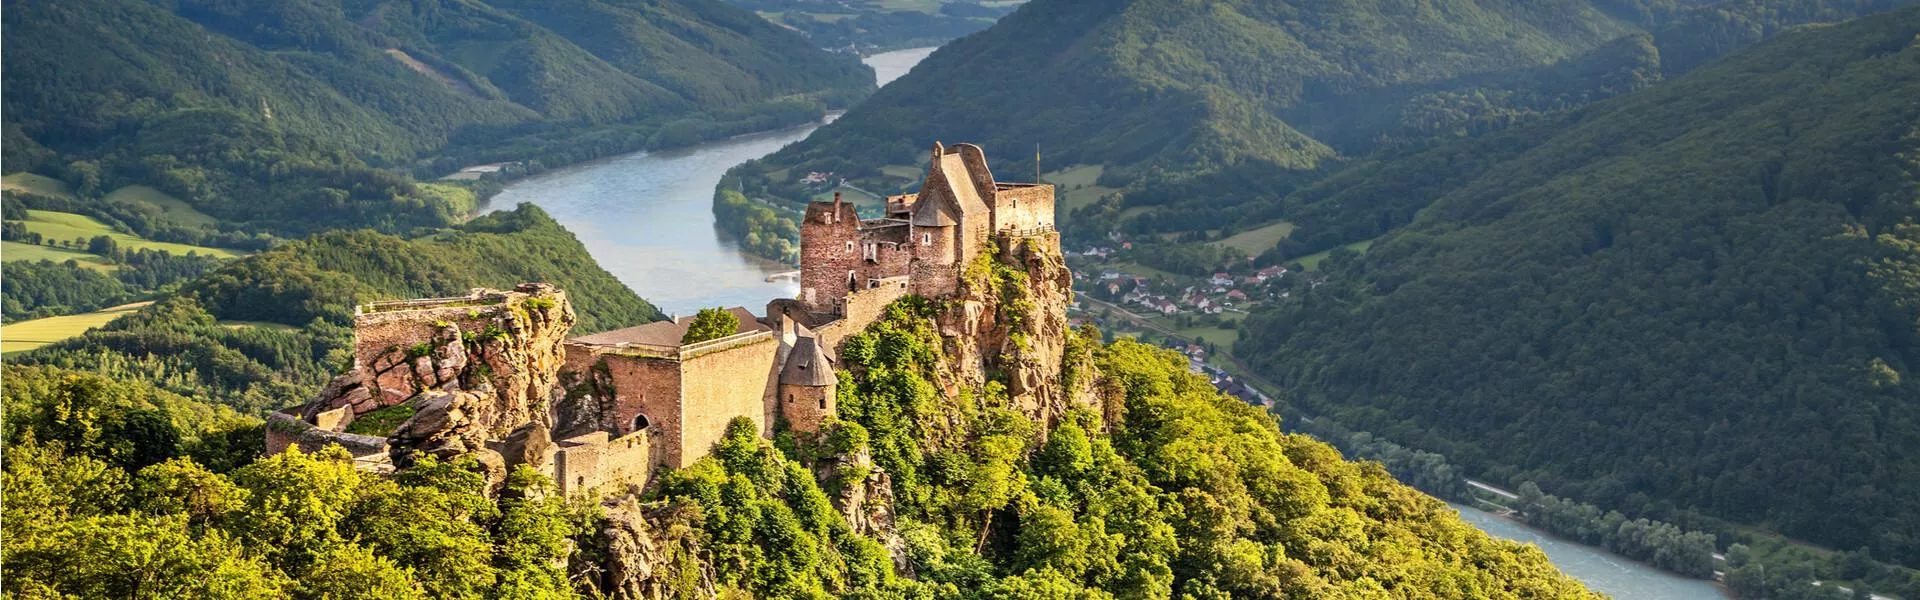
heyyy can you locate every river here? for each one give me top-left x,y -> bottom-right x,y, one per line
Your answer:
487,47 -> 933,317
1450,502 -> 1729,599
487,46 -> 1720,599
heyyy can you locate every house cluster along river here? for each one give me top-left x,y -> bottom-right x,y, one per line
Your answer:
488,45 -> 1726,599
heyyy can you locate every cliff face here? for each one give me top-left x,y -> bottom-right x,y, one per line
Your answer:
937,232 -> 1088,426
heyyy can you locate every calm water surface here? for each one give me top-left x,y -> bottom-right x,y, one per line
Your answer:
1450,503 -> 1729,599
488,48 -> 1720,599
489,48 -> 934,316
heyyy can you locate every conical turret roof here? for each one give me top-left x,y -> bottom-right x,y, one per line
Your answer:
780,336 -> 836,386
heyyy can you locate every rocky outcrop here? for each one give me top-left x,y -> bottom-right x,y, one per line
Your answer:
388,389 -> 493,467
940,231 -> 1083,426
464,283 -> 576,436
817,449 -> 911,576
579,497 -> 713,600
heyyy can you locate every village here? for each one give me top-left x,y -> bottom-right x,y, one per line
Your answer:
1053,234 -> 1321,412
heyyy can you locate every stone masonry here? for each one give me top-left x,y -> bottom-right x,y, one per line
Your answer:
270,143 -> 1057,499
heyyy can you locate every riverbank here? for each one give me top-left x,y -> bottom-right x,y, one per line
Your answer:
1451,502 -> 1730,599
481,48 -> 937,317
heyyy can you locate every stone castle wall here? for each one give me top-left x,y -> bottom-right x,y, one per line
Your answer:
673,334 -> 779,468
554,430 -> 651,496
353,307 -> 499,406
992,185 -> 1055,233
813,276 -> 910,353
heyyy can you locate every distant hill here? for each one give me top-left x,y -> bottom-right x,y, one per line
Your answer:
726,0 -> 1020,53
1238,8 -> 1920,565
13,204 -> 663,414
2,0 -> 872,235
729,0 -> 1910,246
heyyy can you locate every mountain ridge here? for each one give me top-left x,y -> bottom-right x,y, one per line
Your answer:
1240,6 -> 1920,564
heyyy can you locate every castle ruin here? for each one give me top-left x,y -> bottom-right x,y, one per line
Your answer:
269,143 -> 1059,497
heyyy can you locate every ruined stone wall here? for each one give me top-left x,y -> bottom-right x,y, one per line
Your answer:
813,277 -> 910,352
993,185 -> 1055,233
353,307 -> 499,407
266,412 -> 389,457
598,353 -> 685,466
800,202 -> 861,313
859,237 -> 914,285
673,334 -> 778,468
348,284 -> 575,437
911,224 -> 960,298
953,144 -> 997,201
555,430 -> 651,496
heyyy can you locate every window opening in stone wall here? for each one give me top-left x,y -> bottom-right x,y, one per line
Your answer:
819,397 -> 827,410
847,271 -> 857,292
632,414 -> 651,431
922,233 -> 931,244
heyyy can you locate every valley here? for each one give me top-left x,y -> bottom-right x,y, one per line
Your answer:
6,0 -> 1920,598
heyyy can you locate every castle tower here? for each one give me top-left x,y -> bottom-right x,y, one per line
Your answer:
778,335 -> 836,432
798,193 -> 861,313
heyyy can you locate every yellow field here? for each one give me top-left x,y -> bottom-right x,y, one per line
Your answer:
16,209 -> 243,258
2,301 -> 152,355
2,241 -> 118,269
105,185 -> 217,228
876,0 -> 939,13
2,172 -> 76,200
1212,221 -> 1296,257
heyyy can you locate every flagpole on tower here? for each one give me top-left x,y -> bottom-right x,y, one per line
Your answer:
1035,142 -> 1041,182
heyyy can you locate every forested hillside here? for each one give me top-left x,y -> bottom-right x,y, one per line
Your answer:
11,204 -> 662,415
1238,9 -> 1920,565
726,0 -> 1909,248
2,0 -> 871,235
0,312 -> 1605,599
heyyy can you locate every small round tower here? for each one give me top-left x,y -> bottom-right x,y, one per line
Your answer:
778,335 -> 837,432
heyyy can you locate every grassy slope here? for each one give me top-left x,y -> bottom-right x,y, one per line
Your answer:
15,210 -> 242,258
103,185 -> 216,228
0,241 -> 116,269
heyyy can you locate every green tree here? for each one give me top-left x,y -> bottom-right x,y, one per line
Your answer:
682,307 -> 740,345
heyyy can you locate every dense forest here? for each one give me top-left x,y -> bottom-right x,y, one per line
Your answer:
1,297 -> 1604,598
722,0 -> 1912,254
2,0 -> 873,236
1238,8 -> 1920,566
8,204 -> 663,415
